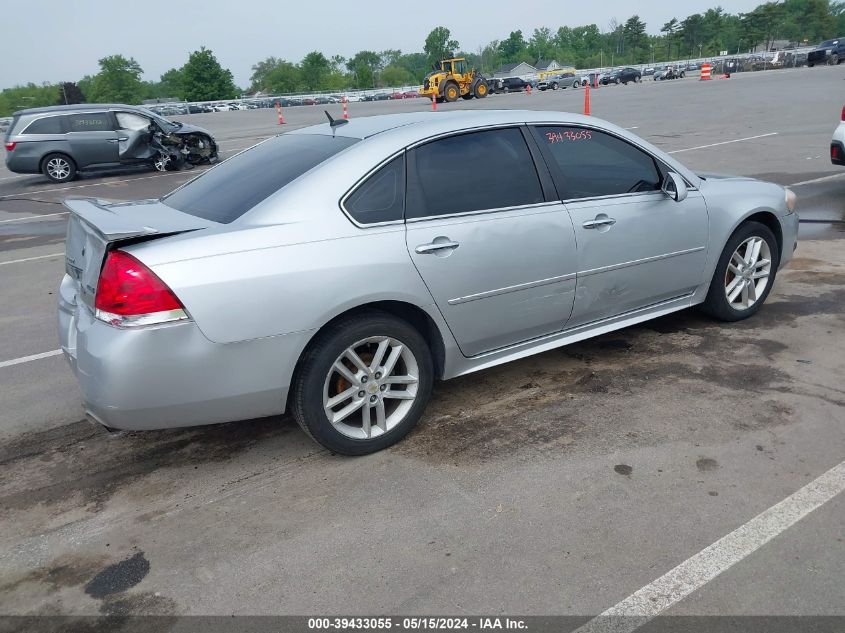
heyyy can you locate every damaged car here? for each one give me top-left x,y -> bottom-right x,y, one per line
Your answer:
3,104 -> 218,182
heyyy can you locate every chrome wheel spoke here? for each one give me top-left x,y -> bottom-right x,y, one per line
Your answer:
331,398 -> 365,424
384,390 -> 415,400
727,263 -> 742,276
344,348 -> 370,374
385,374 -> 418,385
382,344 -> 404,376
747,279 -> 758,302
741,282 -> 750,307
752,271 -> 769,280
332,361 -> 359,387
369,338 -> 390,372
731,252 -> 745,268
361,404 -> 372,437
326,386 -> 357,409
753,258 -> 770,270
728,281 -> 744,303
747,238 -> 763,266
726,276 -> 743,297
375,401 -> 387,432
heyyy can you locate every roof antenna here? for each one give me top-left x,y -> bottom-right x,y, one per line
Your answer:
325,110 -> 348,129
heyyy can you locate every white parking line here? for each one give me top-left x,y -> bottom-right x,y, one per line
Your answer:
0,252 -> 64,266
0,349 -> 63,369
0,170 -> 198,200
667,132 -> 779,154
574,459 -> 845,633
789,173 -> 845,187
0,211 -> 68,223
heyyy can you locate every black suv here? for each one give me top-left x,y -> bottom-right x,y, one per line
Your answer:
808,37 -> 844,66
499,77 -> 529,93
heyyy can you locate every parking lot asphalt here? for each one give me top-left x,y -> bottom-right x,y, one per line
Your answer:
0,65 -> 843,622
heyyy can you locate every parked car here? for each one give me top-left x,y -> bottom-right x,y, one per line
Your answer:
389,92 -> 405,100
538,73 -> 578,90
654,66 -> 685,80
832,104 -> 845,166
807,37 -> 844,66
580,72 -> 605,87
57,110 -> 798,455
302,98 -> 317,106
401,91 -> 420,99
643,66 -> 657,76
4,104 -> 218,182
602,67 -> 642,85
500,77 -> 530,92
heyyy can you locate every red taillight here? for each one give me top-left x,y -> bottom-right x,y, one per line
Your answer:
833,144 -> 841,161
95,250 -> 187,327
841,105 -> 845,121
4,142 -> 16,151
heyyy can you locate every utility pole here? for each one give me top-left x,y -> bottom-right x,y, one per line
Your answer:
61,82 -> 68,105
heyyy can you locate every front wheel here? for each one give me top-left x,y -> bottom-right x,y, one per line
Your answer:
291,312 -> 434,455
443,82 -> 460,102
700,222 -> 780,322
830,54 -> 840,65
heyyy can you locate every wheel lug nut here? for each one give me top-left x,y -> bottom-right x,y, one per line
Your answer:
380,384 -> 387,391
358,391 -> 365,398
375,372 -> 382,379
370,395 -> 377,403
361,376 -> 367,383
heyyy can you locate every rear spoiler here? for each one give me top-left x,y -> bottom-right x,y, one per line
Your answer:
63,198 -> 211,241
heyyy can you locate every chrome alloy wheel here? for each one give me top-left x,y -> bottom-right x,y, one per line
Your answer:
322,336 -> 419,439
725,236 -> 772,310
153,154 -> 171,171
46,157 -> 71,180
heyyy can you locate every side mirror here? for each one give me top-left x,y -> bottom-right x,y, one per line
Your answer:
662,171 -> 688,202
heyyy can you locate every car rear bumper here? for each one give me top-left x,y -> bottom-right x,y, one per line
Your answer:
58,274 -> 314,431
5,151 -> 41,174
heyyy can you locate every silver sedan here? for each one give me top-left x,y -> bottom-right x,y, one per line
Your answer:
58,110 -> 799,455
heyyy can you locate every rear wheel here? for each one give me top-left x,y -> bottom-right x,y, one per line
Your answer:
291,312 -> 434,455
443,82 -> 460,102
473,80 -> 489,98
830,54 -> 840,65
41,153 -> 76,183
701,222 -> 780,322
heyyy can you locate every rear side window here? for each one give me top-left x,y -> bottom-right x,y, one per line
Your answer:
163,133 -> 359,223
66,112 -> 113,132
532,126 -> 661,199
24,116 -> 65,135
344,155 -> 405,224
406,127 -> 543,219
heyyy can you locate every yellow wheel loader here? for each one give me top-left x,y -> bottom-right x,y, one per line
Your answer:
418,58 -> 489,103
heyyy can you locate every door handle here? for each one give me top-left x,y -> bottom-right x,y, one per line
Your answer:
117,137 -> 128,141
582,217 -> 617,229
415,240 -> 460,254
107,139 -> 120,143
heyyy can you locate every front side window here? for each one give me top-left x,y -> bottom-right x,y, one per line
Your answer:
532,126 -> 661,200
163,133 -> 358,224
24,116 -> 65,135
115,112 -> 151,131
66,112 -> 113,132
344,155 -> 405,224
406,127 -> 543,219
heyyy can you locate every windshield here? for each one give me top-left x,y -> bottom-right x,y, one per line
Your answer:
135,106 -> 181,130
820,39 -> 838,47
162,133 -> 359,223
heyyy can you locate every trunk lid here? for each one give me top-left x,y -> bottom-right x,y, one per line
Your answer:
63,198 -> 212,310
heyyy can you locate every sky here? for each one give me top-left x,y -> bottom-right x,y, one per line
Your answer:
1,0 -> 766,89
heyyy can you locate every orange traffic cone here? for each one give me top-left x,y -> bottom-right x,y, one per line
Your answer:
342,96 -> 349,120
584,84 -> 591,116
526,83 -> 532,95
275,101 -> 285,125
431,96 -> 437,112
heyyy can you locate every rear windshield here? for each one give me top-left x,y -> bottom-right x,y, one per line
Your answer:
162,133 -> 359,223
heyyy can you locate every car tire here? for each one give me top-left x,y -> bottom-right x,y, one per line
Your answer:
41,153 -> 76,183
443,82 -> 460,102
700,221 -> 780,322
830,54 -> 840,65
291,311 -> 434,455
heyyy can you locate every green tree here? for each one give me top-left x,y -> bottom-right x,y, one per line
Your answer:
88,54 -> 145,103
300,51 -> 332,90
424,26 -> 459,66
57,82 -> 85,105
498,30 -> 528,62
528,27 -> 554,60
347,50 -> 381,88
250,56 -> 284,92
181,47 -> 237,101
623,15 -> 648,58
380,65 -> 413,86
265,61 -> 301,93
0,83 -> 58,117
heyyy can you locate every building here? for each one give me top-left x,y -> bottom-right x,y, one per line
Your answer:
493,62 -> 538,79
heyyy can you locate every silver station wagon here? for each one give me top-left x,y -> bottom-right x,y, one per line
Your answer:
58,110 -> 799,455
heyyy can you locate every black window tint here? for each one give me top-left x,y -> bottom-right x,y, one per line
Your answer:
535,126 -> 661,199
406,128 -> 543,218
66,112 -> 113,132
25,116 -> 64,134
345,155 -> 404,224
163,134 -> 358,224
